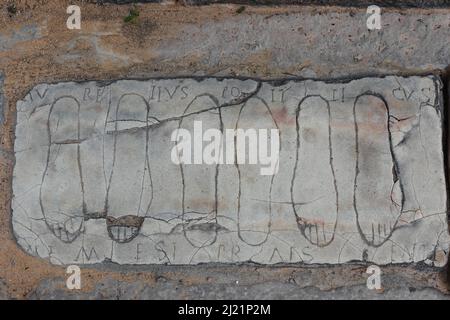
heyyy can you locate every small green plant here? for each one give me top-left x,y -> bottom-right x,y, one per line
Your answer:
124,6 -> 139,24
236,6 -> 246,14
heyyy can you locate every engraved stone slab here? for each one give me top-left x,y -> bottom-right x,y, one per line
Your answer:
0,74 -> 4,125
12,76 -> 449,265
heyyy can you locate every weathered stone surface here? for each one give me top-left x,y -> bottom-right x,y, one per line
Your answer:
12,76 -> 448,266
0,73 -> 3,125
27,276 -> 450,300
93,0 -> 450,7
0,24 -> 43,52
0,279 -> 7,300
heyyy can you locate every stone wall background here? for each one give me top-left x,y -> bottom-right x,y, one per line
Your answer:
94,0 -> 450,8
0,0 -> 450,299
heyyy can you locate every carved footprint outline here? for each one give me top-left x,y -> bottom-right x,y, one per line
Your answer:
235,96 -> 279,247
103,93 -> 152,243
39,96 -> 85,243
353,92 -> 404,247
177,93 -> 222,249
290,95 -> 339,247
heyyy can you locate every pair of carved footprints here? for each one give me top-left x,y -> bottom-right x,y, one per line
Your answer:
39,94 -> 150,244
39,92 -> 404,248
39,92 -> 283,248
292,94 -> 404,248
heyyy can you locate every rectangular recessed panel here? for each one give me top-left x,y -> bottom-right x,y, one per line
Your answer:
12,76 -> 449,265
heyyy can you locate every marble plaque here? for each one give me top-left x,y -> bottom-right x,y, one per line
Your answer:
11,76 -> 449,265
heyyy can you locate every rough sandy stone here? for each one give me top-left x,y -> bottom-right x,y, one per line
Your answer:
27,276 -> 450,300
11,76 -> 448,266
0,24 -> 43,52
